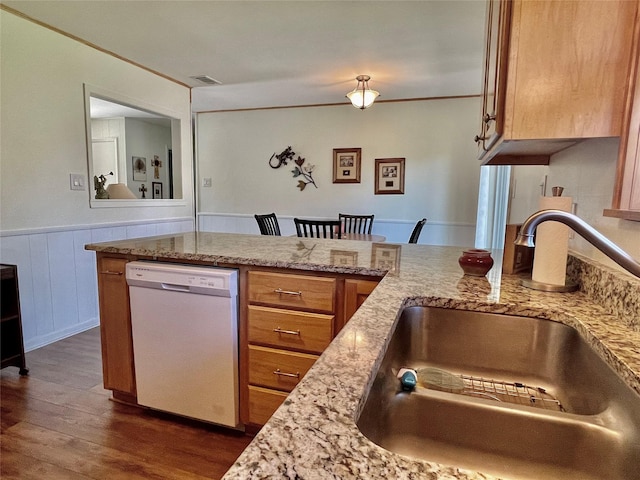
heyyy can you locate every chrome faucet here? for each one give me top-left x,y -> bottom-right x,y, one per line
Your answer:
515,209 -> 640,279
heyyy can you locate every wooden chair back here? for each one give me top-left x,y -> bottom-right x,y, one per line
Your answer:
408,218 -> 427,243
339,213 -> 374,234
294,218 -> 341,239
254,213 -> 281,236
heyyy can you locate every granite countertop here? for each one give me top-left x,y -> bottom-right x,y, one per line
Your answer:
86,232 -> 640,479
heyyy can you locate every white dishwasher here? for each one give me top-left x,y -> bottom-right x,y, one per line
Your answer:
126,261 -> 239,428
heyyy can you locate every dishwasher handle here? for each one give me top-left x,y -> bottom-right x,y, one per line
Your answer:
161,283 -> 191,292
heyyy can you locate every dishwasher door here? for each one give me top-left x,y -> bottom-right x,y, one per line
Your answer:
126,262 -> 239,428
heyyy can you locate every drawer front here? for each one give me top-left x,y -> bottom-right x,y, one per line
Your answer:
248,305 -> 333,354
248,385 -> 288,425
248,345 -> 318,392
248,271 -> 336,313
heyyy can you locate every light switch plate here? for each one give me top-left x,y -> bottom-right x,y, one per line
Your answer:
202,177 -> 212,187
70,173 -> 85,191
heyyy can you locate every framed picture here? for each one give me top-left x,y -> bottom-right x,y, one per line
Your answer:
330,249 -> 358,267
371,243 -> 402,275
132,156 -> 147,181
333,148 -> 361,184
374,158 -> 405,195
152,182 -> 163,199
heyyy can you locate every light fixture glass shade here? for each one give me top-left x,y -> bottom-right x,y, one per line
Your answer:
106,183 -> 137,199
346,75 -> 379,109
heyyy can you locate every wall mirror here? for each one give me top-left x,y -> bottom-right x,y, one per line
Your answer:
84,84 -> 184,207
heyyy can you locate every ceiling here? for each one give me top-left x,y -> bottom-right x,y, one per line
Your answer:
3,0 -> 487,112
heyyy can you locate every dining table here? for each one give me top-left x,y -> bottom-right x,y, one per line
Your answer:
341,233 -> 386,242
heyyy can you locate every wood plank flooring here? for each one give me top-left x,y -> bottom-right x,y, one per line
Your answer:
1,328 -> 253,479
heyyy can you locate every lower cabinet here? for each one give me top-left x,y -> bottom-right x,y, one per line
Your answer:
244,271 -> 381,427
96,254 -> 136,398
245,270 -> 336,426
92,254 -> 381,427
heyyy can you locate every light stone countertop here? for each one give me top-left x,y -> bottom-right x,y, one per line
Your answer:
86,232 -> 640,480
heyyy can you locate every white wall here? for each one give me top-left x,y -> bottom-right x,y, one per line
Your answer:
509,138 -> 640,275
0,11 -> 194,230
0,11 -> 196,349
196,98 -> 482,245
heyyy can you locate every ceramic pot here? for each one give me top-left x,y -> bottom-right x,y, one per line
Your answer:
458,249 -> 494,277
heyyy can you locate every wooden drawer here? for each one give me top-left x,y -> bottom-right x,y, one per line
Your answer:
248,271 -> 336,313
248,385 -> 288,425
248,305 -> 333,354
248,345 -> 318,392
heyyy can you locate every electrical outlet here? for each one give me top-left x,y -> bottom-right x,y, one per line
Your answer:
202,177 -> 212,187
70,173 -> 85,191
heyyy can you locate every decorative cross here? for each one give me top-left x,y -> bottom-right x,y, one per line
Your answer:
152,155 -> 163,179
139,183 -> 148,198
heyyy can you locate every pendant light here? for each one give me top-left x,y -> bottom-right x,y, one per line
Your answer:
346,75 -> 379,109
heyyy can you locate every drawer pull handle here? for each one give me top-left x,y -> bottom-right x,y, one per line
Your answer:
273,327 -> 301,336
100,271 -> 123,276
273,369 -> 300,379
274,288 -> 302,296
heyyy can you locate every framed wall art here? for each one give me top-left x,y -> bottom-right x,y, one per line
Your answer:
132,156 -> 147,181
374,157 -> 405,195
333,148 -> 361,184
152,182 -> 163,199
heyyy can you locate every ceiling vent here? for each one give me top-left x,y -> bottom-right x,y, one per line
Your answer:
190,75 -> 222,85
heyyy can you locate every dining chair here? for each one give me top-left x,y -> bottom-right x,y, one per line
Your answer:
339,213 -> 374,234
254,213 -> 281,236
294,218 -> 342,239
408,218 -> 427,243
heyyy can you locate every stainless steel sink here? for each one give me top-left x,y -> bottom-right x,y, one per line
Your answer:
357,307 -> 640,480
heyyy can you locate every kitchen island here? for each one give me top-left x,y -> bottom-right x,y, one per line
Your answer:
86,232 -> 640,480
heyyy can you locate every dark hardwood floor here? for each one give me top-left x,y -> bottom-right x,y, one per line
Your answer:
1,328 -> 253,479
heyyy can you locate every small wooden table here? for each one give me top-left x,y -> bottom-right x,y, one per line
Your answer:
341,233 -> 386,242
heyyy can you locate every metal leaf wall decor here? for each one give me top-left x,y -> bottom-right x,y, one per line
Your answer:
268,146 -> 317,191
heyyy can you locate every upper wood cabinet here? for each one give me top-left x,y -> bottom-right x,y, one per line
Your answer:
477,0 -> 638,165
605,4 -> 640,222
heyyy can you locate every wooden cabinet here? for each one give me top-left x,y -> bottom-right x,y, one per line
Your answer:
605,6 -> 640,222
245,270 -> 336,426
343,279 -> 379,326
96,254 -> 136,399
91,253 -> 381,427
477,0 -> 638,165
1,264 -> 28,375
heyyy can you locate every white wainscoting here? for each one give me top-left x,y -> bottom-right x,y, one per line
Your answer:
0,218 -> 194,351
197,213 -> 476,246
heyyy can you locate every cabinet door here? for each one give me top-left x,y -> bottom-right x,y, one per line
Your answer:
97,256 -> 135,395
504,0 -> 635,140
342,279 -> 379,332
477,0 -> 511,153
607,9 -> 640,221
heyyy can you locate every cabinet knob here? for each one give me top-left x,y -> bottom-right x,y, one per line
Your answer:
474,134 -> 488,143
483,113 -> 496,124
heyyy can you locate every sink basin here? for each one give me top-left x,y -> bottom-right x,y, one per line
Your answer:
357,307 -> 640,480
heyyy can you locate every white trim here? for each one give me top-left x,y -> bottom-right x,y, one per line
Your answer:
90,199 -> 188,208
0,217 -> 194,237
196,212 -> 472,228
